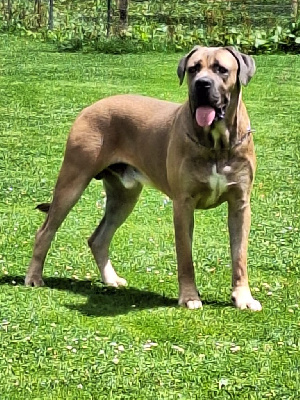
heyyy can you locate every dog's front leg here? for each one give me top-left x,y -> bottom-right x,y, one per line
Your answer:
228,199 -> 262,311
173,199 -> 202,309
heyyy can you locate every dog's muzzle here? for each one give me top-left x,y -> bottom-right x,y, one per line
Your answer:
192,78 -> 228,127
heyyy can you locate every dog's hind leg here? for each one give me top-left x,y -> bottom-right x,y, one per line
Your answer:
25,160 -> 93,287
88,172 -> 142,287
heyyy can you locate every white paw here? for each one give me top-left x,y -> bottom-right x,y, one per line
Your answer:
186,299 -> 203,310
232,287 -> 262,311
104,277 -> 128,288
178,290 -> 202,309
101,260 -> 127,288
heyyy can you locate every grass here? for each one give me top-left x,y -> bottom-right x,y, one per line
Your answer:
0,35 -> 299,399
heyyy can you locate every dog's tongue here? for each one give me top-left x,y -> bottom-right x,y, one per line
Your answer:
195,106 -> 216,127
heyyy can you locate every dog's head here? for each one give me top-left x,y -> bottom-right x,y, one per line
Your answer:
177,46 -> 255,127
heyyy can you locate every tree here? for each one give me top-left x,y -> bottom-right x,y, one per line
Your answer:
116,0 -> 129,34
291,0 -> 298,20
48,0 -> 53,30
34,0 -> 42,28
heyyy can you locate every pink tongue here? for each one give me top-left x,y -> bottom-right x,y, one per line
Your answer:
195,106 -> 216,127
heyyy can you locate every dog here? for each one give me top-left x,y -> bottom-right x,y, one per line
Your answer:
25,46 -> 262,311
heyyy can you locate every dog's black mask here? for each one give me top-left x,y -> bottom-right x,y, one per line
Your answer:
177,46 -> 256,128
190,77 -> 229,124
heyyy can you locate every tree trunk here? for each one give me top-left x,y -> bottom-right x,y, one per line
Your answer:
7,0 -> 13,23
107,0 -> 112,37
291,0 -> 298,19
116,0 -> 129,34
48,0 -> 54,30
34,0 -> 42,28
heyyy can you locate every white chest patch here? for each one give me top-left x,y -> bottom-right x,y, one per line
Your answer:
206,165 -> 228,206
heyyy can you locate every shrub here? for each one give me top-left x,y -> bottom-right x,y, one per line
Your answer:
0,0 -> 299,53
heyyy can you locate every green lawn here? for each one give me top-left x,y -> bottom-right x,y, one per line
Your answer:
0,35 -> 299,399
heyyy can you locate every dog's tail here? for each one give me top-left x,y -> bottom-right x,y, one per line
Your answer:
36,203 -> 51,213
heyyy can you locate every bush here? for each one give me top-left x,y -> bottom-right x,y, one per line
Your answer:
0,0 -> 299,53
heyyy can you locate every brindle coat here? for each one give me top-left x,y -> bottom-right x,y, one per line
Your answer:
25,46 -> 262,311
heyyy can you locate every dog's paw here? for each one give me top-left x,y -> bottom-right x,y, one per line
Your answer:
25,274 -> 45,287
186,299 -> 203,309
101,260 -> 128,288
178,290 -> 202,310
104,276 -> 128,288
232,287 -> 262,311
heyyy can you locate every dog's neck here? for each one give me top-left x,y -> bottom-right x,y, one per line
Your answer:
186,85 -> 251,152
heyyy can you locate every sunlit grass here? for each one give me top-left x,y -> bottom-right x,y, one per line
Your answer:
0,36 -> 299,399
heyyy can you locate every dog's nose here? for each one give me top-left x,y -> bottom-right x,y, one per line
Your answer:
195,78 -> 212,90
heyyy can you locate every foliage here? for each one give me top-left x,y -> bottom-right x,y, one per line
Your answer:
0,35 -> 300,399
0,0 -> 299,53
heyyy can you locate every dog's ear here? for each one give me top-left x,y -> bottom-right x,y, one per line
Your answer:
177,46 -> 201,86
225,47 -> 256,86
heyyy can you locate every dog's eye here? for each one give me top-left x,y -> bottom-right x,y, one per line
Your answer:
188,64 -> 201,74
215,65 -> 228,75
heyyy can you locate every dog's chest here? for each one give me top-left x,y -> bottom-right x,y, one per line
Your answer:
204,164 -> 232,207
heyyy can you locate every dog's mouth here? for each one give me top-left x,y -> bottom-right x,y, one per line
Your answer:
192,78 -> 228,127
194,105 -> 226,127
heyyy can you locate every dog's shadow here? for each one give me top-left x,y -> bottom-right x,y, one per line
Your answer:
0,276 -> 231,317
0,275 -> 178,317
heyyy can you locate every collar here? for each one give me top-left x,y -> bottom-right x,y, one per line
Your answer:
186,127 -> 254,151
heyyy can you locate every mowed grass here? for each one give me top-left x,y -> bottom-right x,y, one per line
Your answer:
0,35 -> 299,399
